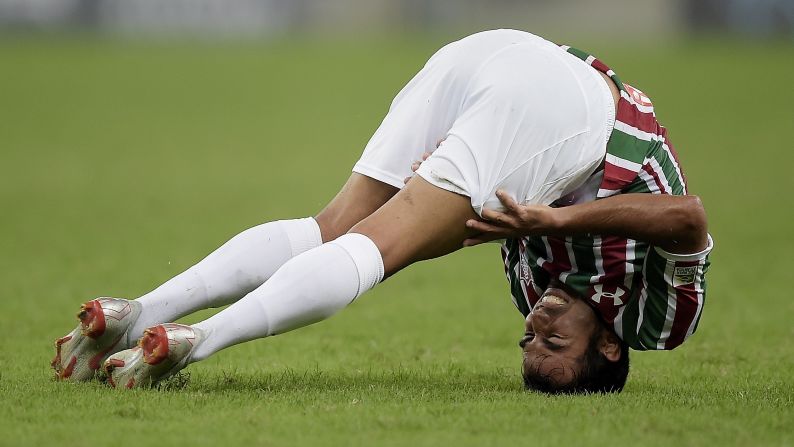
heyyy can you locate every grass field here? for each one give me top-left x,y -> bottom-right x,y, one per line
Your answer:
1,34 -> 792,446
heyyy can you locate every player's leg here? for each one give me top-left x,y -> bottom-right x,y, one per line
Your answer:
52,173 -> 397,381
315,173 -> 400,242
58,32 -> 465,382
103,177 -> 477,388
51,216 -> 323,382
129,173 -> 397,340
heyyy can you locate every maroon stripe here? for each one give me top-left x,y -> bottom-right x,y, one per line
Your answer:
536,237 -> 554,271
641,163 -> 668,194
595,236 -> 629,323
617,98 -> 659,134
547,237 -> 571,276
591,58 -> 610,73
664,262 -> 703,348
602,162 -> 638,192
525,282 -> 541,308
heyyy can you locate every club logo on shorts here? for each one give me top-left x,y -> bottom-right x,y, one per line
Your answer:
673,266 -> 697,287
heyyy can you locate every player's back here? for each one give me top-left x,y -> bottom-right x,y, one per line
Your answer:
379,29 -> 563,160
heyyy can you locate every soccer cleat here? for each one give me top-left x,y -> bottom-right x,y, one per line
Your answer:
51,298 -> 142,381
103,323 -> 204,389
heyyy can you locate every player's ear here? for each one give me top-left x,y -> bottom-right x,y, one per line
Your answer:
598,329 -> 622,363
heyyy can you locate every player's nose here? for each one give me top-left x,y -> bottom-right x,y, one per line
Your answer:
529,306 -> 555,330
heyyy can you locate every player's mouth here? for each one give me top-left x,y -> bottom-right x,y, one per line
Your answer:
539,294 -> 567,306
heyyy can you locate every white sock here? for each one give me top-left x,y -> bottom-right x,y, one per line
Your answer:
190,233 -> 384,362
129,217 -> 323,342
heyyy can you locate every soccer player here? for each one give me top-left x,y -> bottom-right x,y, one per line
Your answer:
51,29 -> 711,394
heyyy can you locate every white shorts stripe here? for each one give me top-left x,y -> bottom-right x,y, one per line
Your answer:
656,260 -> 678,349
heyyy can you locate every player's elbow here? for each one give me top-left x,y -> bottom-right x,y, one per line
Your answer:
674,195 -> 708,252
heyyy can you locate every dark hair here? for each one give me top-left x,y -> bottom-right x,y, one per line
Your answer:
523,326 -> 630,394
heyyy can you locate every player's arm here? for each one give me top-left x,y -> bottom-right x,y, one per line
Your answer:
465,191 -> 708,253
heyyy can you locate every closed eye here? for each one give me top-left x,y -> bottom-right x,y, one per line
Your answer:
543,337 -> 565,351
518,333 -> 534,348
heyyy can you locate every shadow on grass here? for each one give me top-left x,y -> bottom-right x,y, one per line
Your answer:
165,365 -> 525,397
150,365 -> 794,409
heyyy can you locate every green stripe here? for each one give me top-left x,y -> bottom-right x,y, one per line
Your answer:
606,130 -> 650,164
564,45 -> 628,93
648,149 -> 686,195
618,291 -> 645,350
563,235 -> 597,292
689,256 -> 710,335
618,241 -> 652,350
565,47 -> 590,62
625,177 -> 653,194
609,72 -> 628,93
636,249 -> 672,348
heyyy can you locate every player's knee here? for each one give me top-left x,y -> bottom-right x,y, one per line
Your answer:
314,211 -> 349,243
345,224 -> 414,279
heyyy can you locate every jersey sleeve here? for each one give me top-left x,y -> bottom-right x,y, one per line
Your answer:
618,234 -> 713,350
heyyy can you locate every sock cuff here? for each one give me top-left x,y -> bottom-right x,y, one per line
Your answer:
282,217 -> 323,257
331,233 -> 385,299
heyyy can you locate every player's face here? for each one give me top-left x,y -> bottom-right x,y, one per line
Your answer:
519,287 -> 601,386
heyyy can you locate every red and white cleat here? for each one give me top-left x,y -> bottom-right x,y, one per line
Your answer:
51,298 -> 142,381
103,323 -> 204,389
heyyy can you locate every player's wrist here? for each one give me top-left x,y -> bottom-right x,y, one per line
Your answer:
540,206 -> 567,235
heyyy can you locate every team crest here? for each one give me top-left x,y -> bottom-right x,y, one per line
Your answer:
673,266 -> 697,287
624,84 -> 653,107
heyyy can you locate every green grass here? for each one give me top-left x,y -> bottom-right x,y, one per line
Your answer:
1,34 -> 793,446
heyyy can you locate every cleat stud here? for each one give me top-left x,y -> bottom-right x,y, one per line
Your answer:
61,356 -> 77,379
55,335 -> 72,346
107,358 -> 125,368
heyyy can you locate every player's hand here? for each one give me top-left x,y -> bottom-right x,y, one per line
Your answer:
403,152 -> 431,184
404,151 -> 431,184
463,190 -> 557,246
404,139 -> 445,184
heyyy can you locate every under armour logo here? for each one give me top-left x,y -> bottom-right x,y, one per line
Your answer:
591,285 -> 626,305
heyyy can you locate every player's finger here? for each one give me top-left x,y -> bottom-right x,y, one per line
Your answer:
481,208 -> 520,228
463,233 -> 504,247
495,189 -> 521,212
403,176 -> 412,185
411,162 -> 421,172
465,219 -> 512,236
422,151 -> 432,160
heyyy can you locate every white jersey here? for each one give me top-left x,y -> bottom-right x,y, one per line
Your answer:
353,29 -> 615,215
